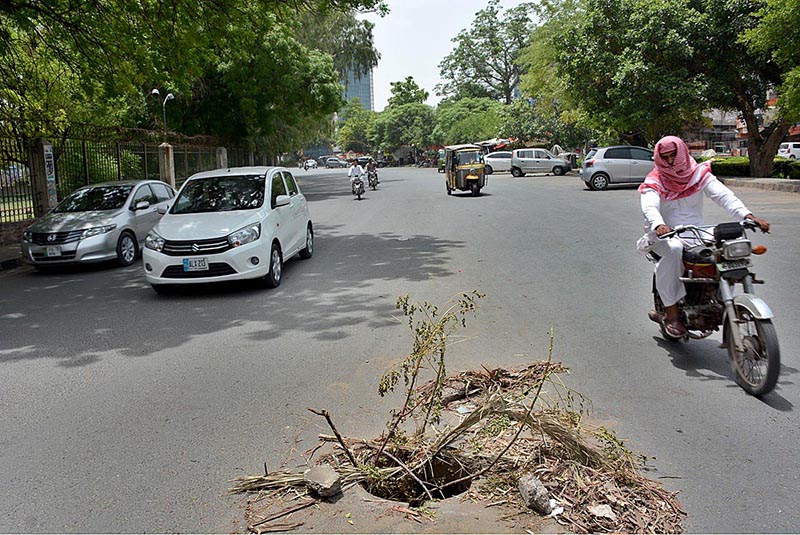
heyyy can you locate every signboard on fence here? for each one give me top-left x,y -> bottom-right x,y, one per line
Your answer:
43,142 -> 57,207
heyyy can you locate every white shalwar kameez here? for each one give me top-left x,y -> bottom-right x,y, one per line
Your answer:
639,170 -> 751,307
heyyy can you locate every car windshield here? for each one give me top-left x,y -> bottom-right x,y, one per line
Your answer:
54,185 -> 134,212
457,150 -> 482,164
171,175 -> 265,214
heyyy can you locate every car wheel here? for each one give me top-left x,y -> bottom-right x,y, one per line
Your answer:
590,173 -> 610,191
791,155 -> 797,160
552,166 -> 565,176
116,231 -> 138,266
262,242 -> 282,288
485,165 -> 493,175
511,167 -> 524,177
299,224 -> 313,259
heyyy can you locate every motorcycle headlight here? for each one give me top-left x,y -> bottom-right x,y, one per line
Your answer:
228,223 -> 261,248
81,224 -> 117,239
145,230 -> 165,252
723,239 -> 751,259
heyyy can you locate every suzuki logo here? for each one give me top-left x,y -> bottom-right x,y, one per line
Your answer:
47,234 -> 57,242
191,243 -> 200,252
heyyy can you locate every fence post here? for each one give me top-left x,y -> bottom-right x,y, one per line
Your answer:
28,139 -> 58,217
159,142 -> 175,188
216,147 -> 228,169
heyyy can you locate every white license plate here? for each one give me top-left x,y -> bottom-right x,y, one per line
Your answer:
718,258 -> 752,271
183,257 -> 209,271
45,246 -> 62,257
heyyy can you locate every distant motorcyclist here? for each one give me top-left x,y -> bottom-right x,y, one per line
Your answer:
366,158 -> 378,183
348,160 -> 364,192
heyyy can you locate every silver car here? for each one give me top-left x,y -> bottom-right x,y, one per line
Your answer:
21,180 -> 175,268
510,148 -> 571,177
484,151 -> 512,174
580,145 -> 655,190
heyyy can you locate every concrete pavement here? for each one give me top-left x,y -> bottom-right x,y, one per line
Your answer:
0,176 -> 797,273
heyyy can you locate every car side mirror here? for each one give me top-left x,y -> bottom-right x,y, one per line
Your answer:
274,194 -> 291,208
157,206 -> 167,215
134,201 -> 150,211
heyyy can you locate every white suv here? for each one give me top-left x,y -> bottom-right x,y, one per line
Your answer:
778,142 -> 800,159
143,167 -> 313,293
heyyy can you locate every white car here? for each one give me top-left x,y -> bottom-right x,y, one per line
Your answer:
483,151 -> 512,174
142,167 -> 313,293
778,142 -> 800,159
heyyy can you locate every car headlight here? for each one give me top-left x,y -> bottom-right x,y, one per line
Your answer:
81,224 -> 117,239
723,239 -> 751,259
145,231 -> 165,252
228,223 -> 261,247
22,230 -> 32,242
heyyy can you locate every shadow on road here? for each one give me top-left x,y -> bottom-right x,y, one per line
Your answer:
655,336 -> 795,411
0,225 -> 465,366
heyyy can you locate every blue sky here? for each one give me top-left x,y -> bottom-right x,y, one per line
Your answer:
361,0 -> 530,111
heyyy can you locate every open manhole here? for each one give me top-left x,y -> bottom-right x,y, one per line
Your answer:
361,451 -> 474,506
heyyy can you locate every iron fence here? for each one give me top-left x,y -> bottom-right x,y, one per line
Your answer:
1,136 -> 252,224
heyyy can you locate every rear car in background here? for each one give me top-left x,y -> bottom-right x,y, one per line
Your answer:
510,148 -> 571,177
483,151 -> 512,174
778,142 -> 800,159
142,166 -> 313,293
21,180 -> 175,268
580,145 -> 655,190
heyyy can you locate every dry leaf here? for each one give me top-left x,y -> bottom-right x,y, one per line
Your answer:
587,503 -> 617,521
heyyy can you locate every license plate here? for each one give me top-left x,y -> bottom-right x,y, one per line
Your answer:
45,246 -> 61,257
718,258 -> 751,271
183,257 -> 208,271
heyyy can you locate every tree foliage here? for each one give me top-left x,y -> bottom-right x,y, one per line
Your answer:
336,98 -> 377,152
437,0 -> 535,104
372,103 -> 435,151
433,97 -> 502,145
0,0 -> 385,154
387,76 -> 429,107
554,0 -> 791,175
741,0 -> 800,122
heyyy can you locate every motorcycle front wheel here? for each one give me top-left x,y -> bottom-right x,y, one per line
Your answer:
726,305 -> 780,396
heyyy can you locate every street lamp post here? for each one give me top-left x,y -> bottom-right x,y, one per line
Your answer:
150,88 -> 175,140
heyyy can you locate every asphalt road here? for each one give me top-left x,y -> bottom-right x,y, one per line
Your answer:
1,167 -> 798,533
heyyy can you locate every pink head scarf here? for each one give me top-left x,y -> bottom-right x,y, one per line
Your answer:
638,136 -> 712,200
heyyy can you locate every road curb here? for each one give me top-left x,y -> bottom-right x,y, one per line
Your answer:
721,178 -> 800,194
0,257 -> 22,272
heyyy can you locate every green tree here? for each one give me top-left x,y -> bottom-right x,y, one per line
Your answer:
387,76 -> 429,107
437,0 -> 535,104
433,97 -> 503,145
372,103 -> 435,151
555,0 -> 792,176
742,0 -> 800,121
515,0 -> 597,148
336,98 -> 377,152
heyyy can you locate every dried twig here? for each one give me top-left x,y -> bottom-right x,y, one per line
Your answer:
379,449 -> 435,502
307,408 -> 358,467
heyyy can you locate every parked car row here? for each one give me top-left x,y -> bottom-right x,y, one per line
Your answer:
20,167 -> 314,294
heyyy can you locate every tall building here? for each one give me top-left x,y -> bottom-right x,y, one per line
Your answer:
342,68 -> 374,111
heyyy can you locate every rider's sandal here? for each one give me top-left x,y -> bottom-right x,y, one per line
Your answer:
663,319 -> 688,338
648,310 -> 664,324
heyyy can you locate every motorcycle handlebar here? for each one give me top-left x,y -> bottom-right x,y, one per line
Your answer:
659,220 -> 761,240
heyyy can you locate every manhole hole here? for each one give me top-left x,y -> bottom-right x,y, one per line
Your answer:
361,452 -> 473,506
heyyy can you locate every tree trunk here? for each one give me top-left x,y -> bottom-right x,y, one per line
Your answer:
741,106 -> 790,178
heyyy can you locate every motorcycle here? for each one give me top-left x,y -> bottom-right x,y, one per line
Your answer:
648,220 -> 780,395
367,170 -> 378,190
351,176 -> 365,200
303,160 -> 309,171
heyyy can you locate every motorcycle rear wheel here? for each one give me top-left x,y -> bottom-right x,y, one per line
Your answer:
726,305 -> 780,396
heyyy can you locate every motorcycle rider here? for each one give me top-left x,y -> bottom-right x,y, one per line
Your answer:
348,159 -> 365,193
638,136 -> 769,338
366,158 -> 379,184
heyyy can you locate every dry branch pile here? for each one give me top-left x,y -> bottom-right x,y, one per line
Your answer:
230,362 -> 685,534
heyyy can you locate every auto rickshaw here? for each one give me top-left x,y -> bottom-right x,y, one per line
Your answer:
444,144 -> 487,196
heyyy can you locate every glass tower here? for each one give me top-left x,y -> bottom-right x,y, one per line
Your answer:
342,68 -> 374,111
